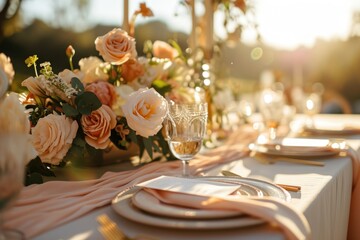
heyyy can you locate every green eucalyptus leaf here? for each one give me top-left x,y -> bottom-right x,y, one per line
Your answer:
63,103 -> 79,117
76,91 -> 102,115
71,77 -> 84,93
151,79 -> 172,97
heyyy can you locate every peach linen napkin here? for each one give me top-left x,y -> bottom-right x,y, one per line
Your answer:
138,175 -> 311,240
4,126 -> 262,239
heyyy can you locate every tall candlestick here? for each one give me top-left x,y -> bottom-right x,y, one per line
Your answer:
123,0 -> 129,32
190,0 -> 197,53
204,0 -> 214,60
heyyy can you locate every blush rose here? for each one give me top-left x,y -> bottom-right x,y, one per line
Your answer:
85,81 -> 117,107
122,88 -> 168,138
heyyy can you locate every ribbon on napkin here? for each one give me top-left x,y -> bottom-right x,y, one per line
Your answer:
138,175 -> 311,240
3,125 -> 258,239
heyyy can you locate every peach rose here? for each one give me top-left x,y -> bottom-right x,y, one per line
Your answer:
121,59 -> 145,82
95,28 -> 137,65
152,40 -> 179,60
122,88 -> 168,138
85,81 -> 117,107
32,114 -> 79,165
78,56 -> 109,83
81,105 -> 117,149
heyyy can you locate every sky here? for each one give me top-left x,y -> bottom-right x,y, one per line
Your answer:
18,0 -> 360,50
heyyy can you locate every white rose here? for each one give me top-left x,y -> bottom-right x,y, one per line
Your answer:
78,56 -> 109,83
122,88 -> 168,138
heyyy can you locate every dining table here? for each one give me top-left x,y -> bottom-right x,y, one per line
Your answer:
4,114 -> 360,240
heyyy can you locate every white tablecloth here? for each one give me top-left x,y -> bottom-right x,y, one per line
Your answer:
33,114 -> 360,240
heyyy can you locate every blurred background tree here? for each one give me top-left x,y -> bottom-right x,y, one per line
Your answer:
0,0 -> 359,113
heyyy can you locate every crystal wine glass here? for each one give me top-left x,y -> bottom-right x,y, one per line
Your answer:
164,102 -> 208,176
258,88 -> 285,141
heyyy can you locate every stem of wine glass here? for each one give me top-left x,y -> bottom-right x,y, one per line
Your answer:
182,160 -> 190,177
269,127 -> 277,141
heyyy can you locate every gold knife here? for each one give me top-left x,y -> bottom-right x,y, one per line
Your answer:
221,170 -> 301,192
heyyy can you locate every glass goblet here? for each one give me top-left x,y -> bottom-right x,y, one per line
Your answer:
165,102 -> 208,177
258,89 -> 285,141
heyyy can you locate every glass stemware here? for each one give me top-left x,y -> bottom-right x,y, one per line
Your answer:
164,102 -> 208,176
303,93 -> 322,128
258,88 -> 285,141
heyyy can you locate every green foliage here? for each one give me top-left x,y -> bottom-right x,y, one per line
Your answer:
71,77 -> 85,93
75,91 -> 102,115
25,157 -> 56,186
151,79 -> 172,97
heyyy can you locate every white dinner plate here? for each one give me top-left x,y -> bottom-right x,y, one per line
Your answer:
131,181 -> 263,219
111,176 -> 290,230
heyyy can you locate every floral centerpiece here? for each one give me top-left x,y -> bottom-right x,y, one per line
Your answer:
18,13 -> 204,184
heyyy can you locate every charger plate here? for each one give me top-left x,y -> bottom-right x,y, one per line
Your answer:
111,176 -> 290,230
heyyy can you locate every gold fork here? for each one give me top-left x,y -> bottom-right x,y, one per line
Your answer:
97,214 -> 128,240
97,214 -> 156,240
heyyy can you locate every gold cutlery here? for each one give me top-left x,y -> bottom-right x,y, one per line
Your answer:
97,214 -> 127,240
221,170 -> 301,192
97,214 -> 156,240
253,152 -> 325,167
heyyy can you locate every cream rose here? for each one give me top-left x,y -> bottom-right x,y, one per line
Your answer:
0,92 -> 31,134
32,114 -> 79,165
85,81 -> 117,107
152,40 -> 179,60
122,88 -> 168,138
81,105 -> 117,149
0,53 -> 15,85
95,28 -> 137,65
0,93 -> 37,165
78,56 -> 109,83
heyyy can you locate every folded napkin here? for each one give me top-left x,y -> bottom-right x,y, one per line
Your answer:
3,125 -> 258,239
139,176 -> 311,240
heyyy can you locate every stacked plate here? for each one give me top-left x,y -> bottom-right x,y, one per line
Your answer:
111,176 -> 291,230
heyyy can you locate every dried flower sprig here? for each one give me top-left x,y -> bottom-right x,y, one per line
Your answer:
25,55 -> 39,77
